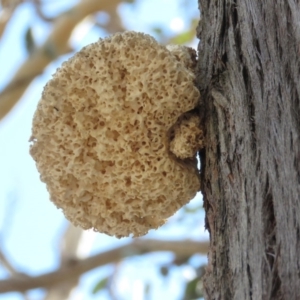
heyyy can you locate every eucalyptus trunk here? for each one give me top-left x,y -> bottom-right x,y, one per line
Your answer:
197,1 -> 300,299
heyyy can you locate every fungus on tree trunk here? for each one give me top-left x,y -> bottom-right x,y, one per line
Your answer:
29,31 -> 203,238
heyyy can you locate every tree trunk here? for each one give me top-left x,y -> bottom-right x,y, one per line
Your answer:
197,1 -> 300,299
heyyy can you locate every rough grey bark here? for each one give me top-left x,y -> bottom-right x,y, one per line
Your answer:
197,1 -> 300,299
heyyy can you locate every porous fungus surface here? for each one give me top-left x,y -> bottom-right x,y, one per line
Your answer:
166,45 -> 197,72
170,114 -> 204,160
30,31 -> 201,238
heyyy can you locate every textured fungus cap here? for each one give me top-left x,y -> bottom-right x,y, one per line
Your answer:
30,31 -> 201,238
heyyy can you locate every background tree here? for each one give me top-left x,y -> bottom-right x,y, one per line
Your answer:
0,1 -> 208,300
198,0 -> 300,299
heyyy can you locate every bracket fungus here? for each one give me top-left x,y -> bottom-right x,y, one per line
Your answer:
30,31 -> 203,238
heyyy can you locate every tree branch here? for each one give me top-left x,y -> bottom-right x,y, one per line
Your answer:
43,225 -> 86,300
0,8 -> 13,39
0,0 -> 123,121
0,239 -> 209,294
0,248 -> 19,276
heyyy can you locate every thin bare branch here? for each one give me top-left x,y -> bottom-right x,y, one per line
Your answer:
0,0 -> 123,121
0,7 -> 15,38
43,225 -> 86,300
0,249 -> 18,276
32,0 -> 54,22
0,239 -> 209,294
0,249 -> 30,300
0,0 -> 23,9
102,9 -> 124,34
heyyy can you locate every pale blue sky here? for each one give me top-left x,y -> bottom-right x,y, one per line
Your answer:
0,1 -> 206,299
